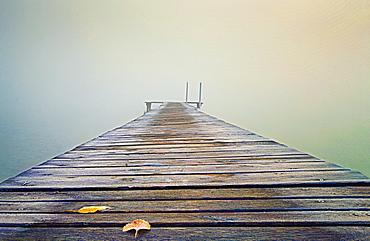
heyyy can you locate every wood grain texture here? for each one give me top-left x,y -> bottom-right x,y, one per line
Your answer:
1,198 -> 369,213
0,102 -> 369,240
1,227 -> 370,241
26,164 -> 347,176
1,186 -> 369,201
1,170 -> 368,190
0,211 -> 369,226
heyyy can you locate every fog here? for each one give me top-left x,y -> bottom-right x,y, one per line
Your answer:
1,1 -> 369,181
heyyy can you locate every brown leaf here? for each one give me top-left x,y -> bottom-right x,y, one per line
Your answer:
122,219 -> 151,238
66,206 -> 111,213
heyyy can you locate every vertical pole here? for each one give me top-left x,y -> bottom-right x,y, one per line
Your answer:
185,82 -> 189,103
198,82 -> 202,108
145,102 -> 152,113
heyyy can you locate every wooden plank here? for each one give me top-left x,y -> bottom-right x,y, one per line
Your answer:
1,170 -> 368,190
54,151 -> 310,160
2,227 -> 370,241
79,140 -> 278,147
130,125 -> 253,132
36,157 -> 325,168
0,211 -> 369,226
26,162 -> 346,176
85,130 -> 262,139
81,137 -> 268,146
60,145 -> 298,155
1,186 -> 369,202
1,198 -> 369,213
77,140 -> 277,149
48,153 -> 312,163
86,134 -> 262,140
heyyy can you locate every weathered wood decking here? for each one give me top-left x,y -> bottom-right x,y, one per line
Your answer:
0,102 -> 369,240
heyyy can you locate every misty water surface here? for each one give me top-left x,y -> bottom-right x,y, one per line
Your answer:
1,1 -> 369,181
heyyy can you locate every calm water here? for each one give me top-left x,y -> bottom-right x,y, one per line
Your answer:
0,108 -> 142,182
1,1 -> 368,182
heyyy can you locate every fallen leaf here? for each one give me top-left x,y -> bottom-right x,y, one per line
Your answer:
122,219 -> 151,238
66,206 -> 111,213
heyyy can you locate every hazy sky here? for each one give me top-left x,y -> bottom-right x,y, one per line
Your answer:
0,1 -> 369,181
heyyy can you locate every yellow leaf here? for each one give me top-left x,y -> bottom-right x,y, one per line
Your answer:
66,206 -> 111,213
122,219 -> 151,238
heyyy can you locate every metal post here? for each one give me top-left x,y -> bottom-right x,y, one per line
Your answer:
197,82 -> 202,108
185,82 -> 189,103
145,102 -> 152,112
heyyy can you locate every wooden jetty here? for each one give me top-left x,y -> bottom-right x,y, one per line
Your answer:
0,102 -> 369,240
